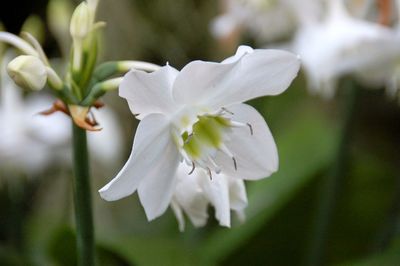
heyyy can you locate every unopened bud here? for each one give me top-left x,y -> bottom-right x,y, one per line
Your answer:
7,55 -> 47,91
70,2 -> 91,40
87,0 -> 99,16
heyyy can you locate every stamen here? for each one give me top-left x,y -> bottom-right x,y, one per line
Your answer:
219,144 -> 238,170
207,167 -> 212,180
246,123 -> 253,135
208,156 -> 221,174
180,149 -> 192,166
188,161 -> 196,175
185,133 -> 194,144
220,144 -> 234,158
230,121 -> 254,135
221,107 -> 234,115
232,157 -> 237,171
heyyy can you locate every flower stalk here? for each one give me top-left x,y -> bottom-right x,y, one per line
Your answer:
305,79 -> 359,266
72,124 -> 95,266
0,0 -> 163,264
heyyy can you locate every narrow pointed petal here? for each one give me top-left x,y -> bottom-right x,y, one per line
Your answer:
99,114 -> 179,201
119,65 -> 179,119
172,46 -> 300,110
215,103 -> 278,180
200,173 -> 231,227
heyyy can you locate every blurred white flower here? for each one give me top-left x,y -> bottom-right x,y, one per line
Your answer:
211,0 -> 323,44
292,0 -> 400,98
99,45 -> 300,226
87,106 -> 124,166
353,0 -> 400,100
0,52 -> 123,176
0,54 -> 70,175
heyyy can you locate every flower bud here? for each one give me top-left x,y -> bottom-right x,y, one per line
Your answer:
87,0 -> 99,16
70,2 -> 91,40
7,55 -> 47,91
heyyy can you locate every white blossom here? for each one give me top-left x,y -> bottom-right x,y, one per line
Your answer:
99,45 -> 300,227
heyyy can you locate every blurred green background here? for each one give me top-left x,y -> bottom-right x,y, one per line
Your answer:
0,0 -> 400,265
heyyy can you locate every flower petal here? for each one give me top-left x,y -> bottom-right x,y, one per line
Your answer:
199,173 -> 231,227
99,114 -> 179,202
172,165 -> 209,230
172,46 -> 300,110
228,178 -> 248,212
119,65 -> 179,119
170,200 -> 185,232
137,134 -> 181,220
215,103 -> 278,180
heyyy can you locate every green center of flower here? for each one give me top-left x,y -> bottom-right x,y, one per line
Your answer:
181,115 -> 231,160
175,108 -> 253,178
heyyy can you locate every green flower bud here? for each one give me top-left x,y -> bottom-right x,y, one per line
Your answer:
7,55 -> 47,91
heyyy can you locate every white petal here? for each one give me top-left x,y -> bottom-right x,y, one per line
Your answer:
137,132 -> 180,220
228,178 -> 248,212
173,165 -> 209,228
199,173 -> 231,227
215,103 -> 278,180
119,65 -> 180,120
221,45 -> 254,64
170,200 -> 185,232
99,114 -> 179,203
172,46 -> 300,110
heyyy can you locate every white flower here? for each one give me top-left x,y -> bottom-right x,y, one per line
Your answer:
99,45 -> 300,226
211,0 -> 323,44
291,0 -> 400,98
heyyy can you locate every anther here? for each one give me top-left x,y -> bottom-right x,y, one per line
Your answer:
207,167 -> 212,180
246,123 -> 253,135
221,107 -> 234,115
208,156 -> 221,174
232,157 -> 237,171
230,121 -> 254,135
220,144 -> 234,158
185,133 -> 194,144
188,161 -> 196,175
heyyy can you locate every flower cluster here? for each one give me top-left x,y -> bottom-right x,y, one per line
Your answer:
213,0 -> 400,99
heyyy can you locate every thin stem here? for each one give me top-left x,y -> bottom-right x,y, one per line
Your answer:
304,79 -> 359,266
72,124 -> 95,266
374,167 -> 400,250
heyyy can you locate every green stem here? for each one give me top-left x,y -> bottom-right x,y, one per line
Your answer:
374,168 -> 400,250
305,79 -> 359,266
72,124 -> 95,266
